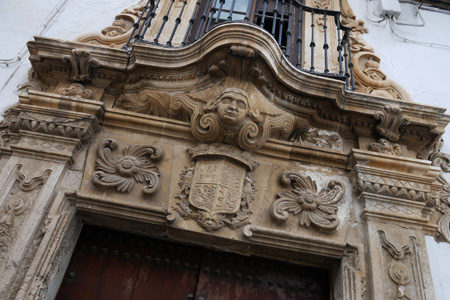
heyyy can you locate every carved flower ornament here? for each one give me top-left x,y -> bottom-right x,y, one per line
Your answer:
92,138 -> 162,196
271,172 -> 345,231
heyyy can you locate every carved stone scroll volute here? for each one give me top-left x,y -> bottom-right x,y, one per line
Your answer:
62,49 -> 100,82
374,105 -> 410,142
173,144 -> 257,231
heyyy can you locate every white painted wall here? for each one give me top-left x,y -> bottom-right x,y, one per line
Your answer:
0,0 -> 449,298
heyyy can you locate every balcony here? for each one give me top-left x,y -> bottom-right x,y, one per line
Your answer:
124,0 -> 354,90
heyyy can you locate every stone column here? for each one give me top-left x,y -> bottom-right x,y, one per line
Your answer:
0,89 -> 103,299
349,149 -> 440,300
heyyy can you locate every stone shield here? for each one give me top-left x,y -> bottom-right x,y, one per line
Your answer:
189,158 -> 246,217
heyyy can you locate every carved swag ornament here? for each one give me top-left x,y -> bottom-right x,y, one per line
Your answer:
92,138 -> 163,196
173,144 -> 257,231
271,172 -> 345,231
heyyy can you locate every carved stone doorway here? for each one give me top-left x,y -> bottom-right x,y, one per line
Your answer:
56,225 -> 330,300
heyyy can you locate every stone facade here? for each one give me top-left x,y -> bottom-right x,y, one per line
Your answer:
1,0 -> 450,299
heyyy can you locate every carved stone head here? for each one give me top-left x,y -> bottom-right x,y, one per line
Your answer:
215,88 -> 250,128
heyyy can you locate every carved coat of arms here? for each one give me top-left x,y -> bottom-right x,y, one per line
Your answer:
173,144 -> 257,231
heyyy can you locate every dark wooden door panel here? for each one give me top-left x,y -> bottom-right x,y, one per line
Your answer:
57,225 -> 331,300
131,241 -> 202,300
196,251 -> 265,300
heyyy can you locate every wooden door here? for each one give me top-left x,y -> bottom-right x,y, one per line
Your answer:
57,225 -> 330,300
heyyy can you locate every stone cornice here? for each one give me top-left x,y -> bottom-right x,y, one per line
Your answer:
26,26 -> 449,155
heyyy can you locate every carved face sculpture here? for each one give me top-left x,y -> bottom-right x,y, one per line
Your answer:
216,88 -> 249,127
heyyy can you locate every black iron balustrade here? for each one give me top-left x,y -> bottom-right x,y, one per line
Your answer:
124,0 -> 354,90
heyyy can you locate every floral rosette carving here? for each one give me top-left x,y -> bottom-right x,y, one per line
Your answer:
271,172 -> 345,231
92,138 -> 163,196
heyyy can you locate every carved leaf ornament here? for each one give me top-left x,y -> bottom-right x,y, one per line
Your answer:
271,172 -> 345,231
92,138 -> 162,196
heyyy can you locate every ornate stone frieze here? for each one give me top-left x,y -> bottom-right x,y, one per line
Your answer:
9,112 -> 99,145
173,144 -> 256,231
62,49 -> 100,82
271,172 -> 345,231
350,150 -> 441,227
339,0 -> 412,101
171,81 -> 295,151
379,231 -> 425,300
0,166 -> 51,266
369,138 -> 401,156
0,197 -> 29,265
290,126 -> 344,151
57,83 -> 94,100
353,172 -> 432,203
91,138 -> 163,196
115,91 -> 170,117
374,105 -> 410,142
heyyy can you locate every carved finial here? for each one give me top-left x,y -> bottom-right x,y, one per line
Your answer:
374,105 -> 410,142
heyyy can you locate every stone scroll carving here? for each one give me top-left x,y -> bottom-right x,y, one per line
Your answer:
173,144 -> 257,231
17,68 -> 48,94
62,49 -> 100,82
271,172 -> 345,231
116,91 -> 170,118
290,126 -> 344,151
74,1 -> 147,48
91,138 -> 163,196
339,0 -> 412,101
374,105 -> 410,142
369,138 -> 401,156
57,83 -> 94,100
171,84 -> 295,151
429,141 -> 450,243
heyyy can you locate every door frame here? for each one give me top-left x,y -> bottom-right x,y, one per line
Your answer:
17,190 -> 365,300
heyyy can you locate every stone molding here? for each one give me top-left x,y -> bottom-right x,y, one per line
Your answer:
350,150 -> 441,230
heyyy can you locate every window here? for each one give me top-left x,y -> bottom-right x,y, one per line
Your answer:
188,0 -> 302,63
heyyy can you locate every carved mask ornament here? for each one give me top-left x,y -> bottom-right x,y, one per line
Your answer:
173,144 -> 257,231
171,82 -> 295,151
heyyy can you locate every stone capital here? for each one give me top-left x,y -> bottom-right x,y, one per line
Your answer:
349,149 -> 441,231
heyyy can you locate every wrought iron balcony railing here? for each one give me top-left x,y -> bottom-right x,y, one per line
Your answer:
125,0 -> 354,90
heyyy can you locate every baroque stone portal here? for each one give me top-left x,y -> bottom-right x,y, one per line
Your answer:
174,144 -> 256,231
